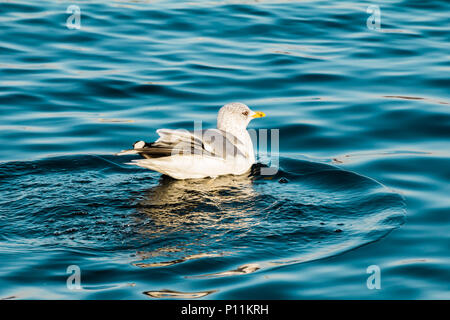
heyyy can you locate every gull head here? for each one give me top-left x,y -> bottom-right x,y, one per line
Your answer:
217,102 -> 265,133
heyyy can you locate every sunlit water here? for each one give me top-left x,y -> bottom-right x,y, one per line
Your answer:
0,0 -> 449,299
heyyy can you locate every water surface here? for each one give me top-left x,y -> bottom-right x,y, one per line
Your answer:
0,0 -> 449,299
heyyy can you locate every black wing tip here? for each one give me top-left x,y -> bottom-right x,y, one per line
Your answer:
133,140 -> 154,149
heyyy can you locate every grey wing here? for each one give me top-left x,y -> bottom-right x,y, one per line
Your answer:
117,129 -> 245,159
197,129 -> 247,159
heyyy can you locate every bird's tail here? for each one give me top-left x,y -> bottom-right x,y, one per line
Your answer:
115,140 -> 146,156
116,149 -> 139,156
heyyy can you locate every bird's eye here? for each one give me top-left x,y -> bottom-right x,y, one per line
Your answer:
242,111 -> 249,116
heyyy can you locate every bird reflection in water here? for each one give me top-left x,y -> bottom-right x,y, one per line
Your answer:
131,165 -> 267,268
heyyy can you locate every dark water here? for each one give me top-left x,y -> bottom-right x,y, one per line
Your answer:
0,0 -> 448,299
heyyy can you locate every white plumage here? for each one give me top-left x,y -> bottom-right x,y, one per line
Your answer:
117,102 -> 266,179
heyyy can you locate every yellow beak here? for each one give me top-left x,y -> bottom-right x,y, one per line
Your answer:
252,111 -> 266,118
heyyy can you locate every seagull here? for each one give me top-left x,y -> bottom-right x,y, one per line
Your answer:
117,102 -> 266,179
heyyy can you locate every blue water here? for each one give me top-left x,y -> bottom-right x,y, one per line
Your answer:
0,0 -> 449,299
